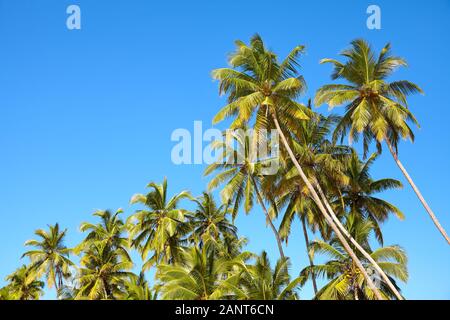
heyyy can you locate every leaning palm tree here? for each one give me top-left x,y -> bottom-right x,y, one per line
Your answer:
5,265 -> 44,300
22,223 -> 74,295
275,111 -> 350,294
190,192 -> 238,246
127,178 -> 192,270
337,151 -> 404,244
301,219 -> 408,300
231,251 -> 301,300
205,129 -> 285,258
315,39 -> 449,244
212,35 -> 383,299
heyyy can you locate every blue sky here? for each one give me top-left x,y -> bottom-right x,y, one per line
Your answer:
0,0 -> 449,299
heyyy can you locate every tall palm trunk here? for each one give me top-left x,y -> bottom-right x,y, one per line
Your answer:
301,215 -> 318,295
252,176 -> 285,259
53,271 -> 59,298
271,113 -> 384,300
354,283 -> 359,300
315,182 -> 404,300
385,139 -> 450,244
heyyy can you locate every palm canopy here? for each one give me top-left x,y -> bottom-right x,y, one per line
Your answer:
204,129 -> 276,219
335,151 -> 404,244
205,128 -> 286,258
0,286 -> 16,300
190,192 -> 237,246
231,251 -> 301,300
213,37 -> 391,298
276,112 -> 350,242
300,218 -> 408,300
127,178 -> 192,270
75,209 -> 130,260
120,272 -> 156,300
212,34 -> 311,132
22,223 -> 74,292
155,244 -> 251,300
315,39 -> 423,155
75,241 -> 134,300
4,265 -> 44,300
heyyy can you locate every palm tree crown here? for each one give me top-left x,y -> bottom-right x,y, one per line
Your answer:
127,178 -> 192,270
22,223 -> 74,294
315,39 -> 422,154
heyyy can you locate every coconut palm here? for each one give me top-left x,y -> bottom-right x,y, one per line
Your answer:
274,111 -> 349,294
0,286 -> 14,300
275,113 -> 347,260
231,251 -> 301,300
190,192 -> 238,246
301,218 -> 407,300
127,178 -> 192,270
0,286 -> 15,300
155,244 -> 249,300
75,242 -> 134,300
22,223 -> 74,295
121,272 -> 157,300
205,129 -> 285,258
315,39 -> 449,244
4,265 -> 44,300
337,151 -> 404,244
278,191 -> 325,295
74,209 -> 130,262
212,35 -> 384,299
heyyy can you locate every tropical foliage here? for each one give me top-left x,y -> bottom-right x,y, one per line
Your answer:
3,35 -> 442,300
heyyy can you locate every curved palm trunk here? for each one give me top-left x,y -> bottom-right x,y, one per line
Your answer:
315,182 -> 404,300
252,176 -> 286,259
271,113 -> 384,300
301,215 -> 318,295
385,139 -> 450,245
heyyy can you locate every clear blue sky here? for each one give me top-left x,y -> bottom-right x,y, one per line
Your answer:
0,0 -> 449,299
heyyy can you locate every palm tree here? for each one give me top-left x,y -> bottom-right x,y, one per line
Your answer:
278,191 -> 325,295
275,111 -> 350,294
212,35 -> 384,299
121,272 -> 157,300
337,151 -> 404,243
22,223 -> 74,295
205,129 -> 285,258
231,251 -> 301,300
190,192 -> 238,246
0,286 -> 15,300
155,245 -> 249,300
75,242 -> 134,300
315,39 -> 449,244
301,219 -> 408,300
127,178 -> 192,270
4,265 -> 44,300
74,209 -> 130,262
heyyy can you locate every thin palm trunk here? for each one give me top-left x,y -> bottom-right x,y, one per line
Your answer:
301,215 -> 318,295
252,176 -> 286,259
315,182 -> 404,300
354,284 -> 359,300
271,113 -> 384,300
53,271 -> 59,297
385,139 -> 450,245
